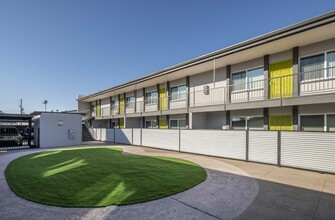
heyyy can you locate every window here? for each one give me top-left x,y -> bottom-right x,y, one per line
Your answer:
232,116 -> 264,130
171,85 -> 187,101
300,115 -> 324,131
145,91 -> 158,104
301,54 -> 324,80
145,120 -> 157,128
327,114 -> 335,132
300,51 -> 335,80
126,96 -> 135,108
111,100 -> 119,109
247,117 -> 264,130
169,119 -> 187,129
327,51 -> 335,78
232,67 -> 264,91
232,117 -> 246,130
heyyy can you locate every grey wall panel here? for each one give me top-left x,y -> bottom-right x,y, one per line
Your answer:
281,132 -> 335,173
180,130 -> 246,160
142,129 -> 179,151
115,129 -> 132,144
249,131 -> 278,164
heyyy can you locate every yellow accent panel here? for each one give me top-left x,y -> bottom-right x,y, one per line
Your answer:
159,120 -> 168,129
269,115 -> 293,131
159,88 -> 167,110
119,119 -> 124,128
269,59 -> 293,99
119,98 -> 124,115
96,100 -> 101,117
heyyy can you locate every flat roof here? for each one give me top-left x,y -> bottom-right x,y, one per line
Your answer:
78,10 -> 335,102
0,113 -> 32,120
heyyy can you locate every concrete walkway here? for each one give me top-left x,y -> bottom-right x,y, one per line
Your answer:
0,144 -> 335,220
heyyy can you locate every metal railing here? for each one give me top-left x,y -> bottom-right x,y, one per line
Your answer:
90,67 -> 335,117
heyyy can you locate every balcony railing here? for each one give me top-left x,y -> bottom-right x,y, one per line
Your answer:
91,67 -> 335,117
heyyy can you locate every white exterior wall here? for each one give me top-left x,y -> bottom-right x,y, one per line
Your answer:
206,111 -> 226,129
142,129 -> 179,151
189,67 -> 227,107
269,106 -> 292,115
269,50 -> 292,63
101,98 -> 110,117
136,89 -> 144,113
38,113 -> 82,148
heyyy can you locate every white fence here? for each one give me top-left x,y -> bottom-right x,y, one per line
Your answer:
91,128 -> 335,173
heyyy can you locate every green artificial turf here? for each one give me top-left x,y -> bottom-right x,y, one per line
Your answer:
5,147 -> 206,207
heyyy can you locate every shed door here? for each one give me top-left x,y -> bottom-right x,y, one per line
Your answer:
269,59 -> 293,99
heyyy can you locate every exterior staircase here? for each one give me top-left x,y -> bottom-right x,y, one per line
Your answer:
82,124 -> 94,142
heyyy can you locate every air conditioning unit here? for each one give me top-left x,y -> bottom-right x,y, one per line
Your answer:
203,85 -> 209,95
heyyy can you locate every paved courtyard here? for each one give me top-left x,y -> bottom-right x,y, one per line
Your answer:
1,143 -> 335,220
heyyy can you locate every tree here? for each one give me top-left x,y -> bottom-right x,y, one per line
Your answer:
43,100 -> 48,111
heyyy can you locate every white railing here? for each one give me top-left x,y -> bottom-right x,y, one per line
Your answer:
87,67 -> 335,116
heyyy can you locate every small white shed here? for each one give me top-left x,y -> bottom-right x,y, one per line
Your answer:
33,112 -> 82,148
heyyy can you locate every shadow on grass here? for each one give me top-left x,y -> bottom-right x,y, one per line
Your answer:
5,147 -> 207,207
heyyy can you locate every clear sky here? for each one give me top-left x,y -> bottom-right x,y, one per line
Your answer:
1,0 -> 335,113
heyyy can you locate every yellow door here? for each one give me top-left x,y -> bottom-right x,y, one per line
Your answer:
269,115 -> 293,131
96,100 -> 101,117
119,98 -> 124,115
119,119 -> 124,128
269,59 -> 293,99
159,88 -> 167,110
159,117 -> 168,129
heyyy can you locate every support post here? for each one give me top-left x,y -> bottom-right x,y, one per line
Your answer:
263,108 -> 269,130
264,55 -> 269,100
293,105 -> 299,130
277,131 -> 281,166
293,47 -> 299,97
246,130 -> 249,161
226,65 -> 231,104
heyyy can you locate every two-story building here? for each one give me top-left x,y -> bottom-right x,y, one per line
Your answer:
78,11 -> 335,133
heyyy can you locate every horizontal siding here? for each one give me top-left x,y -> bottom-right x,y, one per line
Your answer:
115,129 -> 132,144
133,129 -> 141,145
142,129 -> 179,151
249,131 -> 278,164
180,130 -> 246,160
281,132 -> 335,173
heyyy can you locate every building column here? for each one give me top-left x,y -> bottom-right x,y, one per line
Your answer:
293,47 -> 299,97
157,84 -> 160,110
226,65 -> 231,104
264,55 -> 270,100
186,76 -> 190,108
118,94 -> 121,114
167,81 -> 170,109
134,90 -> 137,112
156,115 -> 160,128
225,111 -> 230,130
166,115 -> 170,129
188,113 -> 193,129
123,93 -> 126,115
264,108 -> 269,130
142,117 -> 145,128
293,105 -> 299,130
142,88 -> 146,112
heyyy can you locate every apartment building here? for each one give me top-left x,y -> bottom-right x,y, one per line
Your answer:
78,11 -> 335,133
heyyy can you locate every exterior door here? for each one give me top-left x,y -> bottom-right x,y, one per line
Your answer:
119,98 -> 124,115
269,59 -> 293,99
269,115 -> 293,131
159,88 -> 167,110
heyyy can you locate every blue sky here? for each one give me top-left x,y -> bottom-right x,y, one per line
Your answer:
1,0 -> 335,113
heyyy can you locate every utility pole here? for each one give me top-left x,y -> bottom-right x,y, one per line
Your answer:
19,98 -> 23,114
